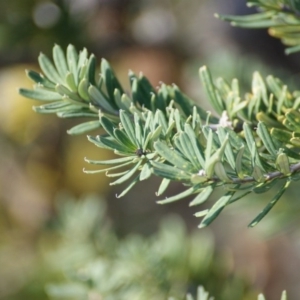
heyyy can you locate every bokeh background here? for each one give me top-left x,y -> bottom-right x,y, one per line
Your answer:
1,0 -> 300,299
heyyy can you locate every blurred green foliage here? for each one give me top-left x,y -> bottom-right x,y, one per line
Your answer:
9,195 -> 255,300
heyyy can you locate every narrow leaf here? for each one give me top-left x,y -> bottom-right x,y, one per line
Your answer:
67,120 -> 101,135
189,186 -> 214,206
249,180 -> 291,227
199,191 -> 235,228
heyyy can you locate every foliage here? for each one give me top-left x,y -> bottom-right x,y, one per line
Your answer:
26,195 -> 281,300
16,0 -> 300,298
20,39 -> 300,228
217,0 -> 300,54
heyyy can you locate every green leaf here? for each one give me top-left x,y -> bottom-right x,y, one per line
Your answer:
67,120 -> 101,135
66,44 -> 78,84
252,72 -> 268,106
55,84 -> 82,102
216,11 -> 275,23
154,141 -> 195,172
65,72 -> 77,92
57,111 -> 98,118
120,110 -> 137,146
276,153 -> 291,175
53,44 -> 68,79
19,88 -> 62,101
84,160 -> 133,174
33,101 -> 71,114
214,161 -> 232,182
113,128 -> 137,150
92,135 -> 130,153
189,186 -> 214,206
156,178 -> 171,196
38,52 -> 63,84
116,175 -> 140,198
257,122 -> 277,157
77,48 -> 88,70
199,191 -> 235,228
249,180 -> 291,227
252,179 -> 279,194
26,70 -> 56,89
184,124 -> 205,168
140,162 -> 152,181
205,136 -> 228,178
87,54 -> 96,85
235,146 -> 246,178
84,156 -> 133,165
199,66 -> 224,114
151,161 -> 191,182
217,127 -> 235,169
78,78 -> 90,101
110,160 -> 142,185
88,85 -> 116,114
101,58 -> 124,101
157,184 -> 201,204
100,116 -> 116,138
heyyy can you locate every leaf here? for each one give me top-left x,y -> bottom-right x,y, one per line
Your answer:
214,161 -> 232,182
271,128 -> 293,144
84,160 -> 133,174
57,111 -> 98,118
55,84 -> 82,102
156,178 -> 171,196
100,116 -> 116,138
199,191 -> 235,228
205,136 -> 228,178
38,52 -> 63,84
19,88 -> 62,101
184,124 -> 205,168
244,123 -> 265,171
67,120 -> 101,135
140,162 -> 152,181
94,136 -> 130,153
33,101 -> 71,114
53,44 -> 68,79
199,66 -> 224,114
189,186 -> 214,206
84,156 -> 133,165
157,184 -> 201,204
110,160 -> 142,185
276,153 -> 291,175
65,72 -> 77,92
120,110 -> 137,146
88,85 -> 116,114
235,146 -> 246,178
113,129 -> 136,150
154,141 -> 195,172
116,175 -> 140,198
249,180 -> 291,227
252,179 -> 279,194
78,78 -> 90,101
87,54 -> 96,85
101,58 -> 124,101
26,70 -> 56,89
151,161 -> 191,182
66,44 -> 78,84
252,72 -> 268,106
216,10 -> 275,23
217,127 -> 235,169
257,122 -> 277,157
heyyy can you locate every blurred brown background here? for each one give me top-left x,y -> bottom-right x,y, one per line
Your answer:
1,0 -> 300,299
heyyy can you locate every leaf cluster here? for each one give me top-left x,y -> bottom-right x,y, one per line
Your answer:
217,0 -> 300,54
19,43 -> 300,228
42,196 -> 283,300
